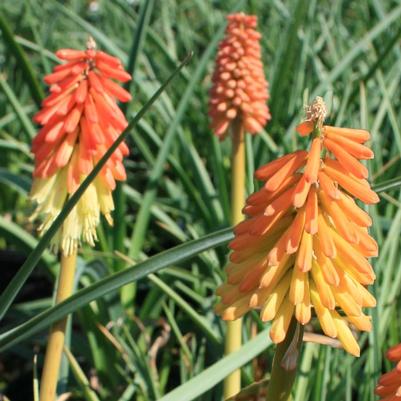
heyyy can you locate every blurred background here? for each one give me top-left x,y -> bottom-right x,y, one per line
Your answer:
0,0 -> 400,400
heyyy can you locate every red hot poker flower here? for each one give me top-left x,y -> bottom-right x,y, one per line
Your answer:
208,13 -> 270,139
215,97 -> 379,356
30,37 -> 132,256
376,343 -> 401,399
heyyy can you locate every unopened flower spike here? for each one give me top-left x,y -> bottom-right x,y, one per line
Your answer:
208,13 -> 270,139
30,37 -> 132,256
376,343 -> 401,399
215,97 -> 379,357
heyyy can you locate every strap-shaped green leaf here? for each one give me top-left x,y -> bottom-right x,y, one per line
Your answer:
158,329 -> 272,401
0,227 -> 233,351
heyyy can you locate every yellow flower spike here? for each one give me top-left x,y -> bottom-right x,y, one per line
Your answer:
215,96 -> 379,358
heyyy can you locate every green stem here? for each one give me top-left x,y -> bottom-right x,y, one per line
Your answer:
266,318 -> 304,401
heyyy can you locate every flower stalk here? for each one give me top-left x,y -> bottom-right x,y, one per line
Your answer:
29,38 -> 132,400
39,251 -> 77,401
224,118 -> 246,399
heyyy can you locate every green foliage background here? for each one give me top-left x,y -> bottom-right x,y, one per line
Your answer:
0,0 -> 401,400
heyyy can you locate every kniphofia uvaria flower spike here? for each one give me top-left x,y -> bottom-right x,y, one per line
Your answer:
30,37 -> 131,256
215,97 -> 379,356
376,343 -> 401,399
209,12 -> 270,398
208,13 -> 270,139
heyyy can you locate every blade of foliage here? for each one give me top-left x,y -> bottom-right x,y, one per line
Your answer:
158,329 -> 272,401
0,12 -> 44,105
0,227 -> 233,350
373,176 -> 401,193
312,4 -> 401,97
0,76 -> 36,140
64,347 -> 101,401
148,273 -> 221,345
114,0 -> 155,272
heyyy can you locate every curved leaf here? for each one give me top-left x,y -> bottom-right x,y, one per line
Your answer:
157,329 -> 272,401
0,227 -> 233,351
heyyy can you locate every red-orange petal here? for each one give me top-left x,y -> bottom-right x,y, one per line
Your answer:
324,137 -> 368,179
324,125 -> 370,143
304,137 -> 321,183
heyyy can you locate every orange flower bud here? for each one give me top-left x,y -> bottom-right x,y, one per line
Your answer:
30,38 -> 132,256
215,97 -> 378,356
208,13 -> 270,139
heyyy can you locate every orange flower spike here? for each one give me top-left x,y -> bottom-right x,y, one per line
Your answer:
215,96 -> 378,357
376,343 -> 401,400
208,13 -> 270,139
30,37 -> 132,256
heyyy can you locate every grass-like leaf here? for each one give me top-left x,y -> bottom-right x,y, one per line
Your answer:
0,227 -> 233,351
